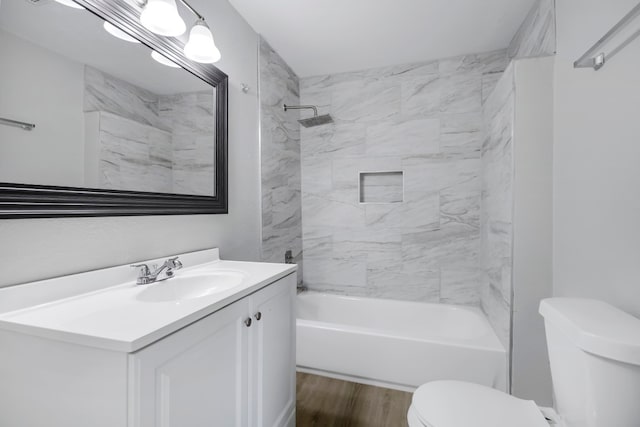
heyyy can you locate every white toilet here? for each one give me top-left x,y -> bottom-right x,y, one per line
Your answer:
407,298 -> 640,427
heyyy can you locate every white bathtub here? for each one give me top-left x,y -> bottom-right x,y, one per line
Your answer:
296,292 -> 507,392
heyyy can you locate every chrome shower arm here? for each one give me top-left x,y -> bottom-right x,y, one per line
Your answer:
283,104 -> 318,117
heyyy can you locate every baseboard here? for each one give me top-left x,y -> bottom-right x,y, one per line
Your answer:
283,408 -> 295,427
296,366 -> 416,393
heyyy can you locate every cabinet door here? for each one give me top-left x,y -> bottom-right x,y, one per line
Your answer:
129,299 -> 250,427
249,274 -> 296,427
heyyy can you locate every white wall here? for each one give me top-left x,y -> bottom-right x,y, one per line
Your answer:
0,30 -> 85,187
554,0 -> 640,316
511,57 -> 554,405
0,0 -> 262,288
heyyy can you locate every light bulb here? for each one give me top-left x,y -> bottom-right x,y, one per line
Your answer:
151,50 -> 181,68
140,0 -> 186,37
103,22 -> 140,44
54,0 -> 85,9
184,20 -> 221,63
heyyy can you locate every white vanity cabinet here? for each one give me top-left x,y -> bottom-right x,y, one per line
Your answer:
0,251 -> 296,427
131,274 -> 296,427
130,297 -> 250,426
134,275 -> 295,427
249,275 -> 297,427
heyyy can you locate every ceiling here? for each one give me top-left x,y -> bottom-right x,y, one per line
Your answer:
0,0 -> 210,95
229,0 -> 537,77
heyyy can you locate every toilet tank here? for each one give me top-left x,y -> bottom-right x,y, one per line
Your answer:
540,298 -> 640,427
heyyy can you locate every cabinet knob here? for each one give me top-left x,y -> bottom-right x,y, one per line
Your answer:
244,318 -> 252,327
255,312 -> 262,321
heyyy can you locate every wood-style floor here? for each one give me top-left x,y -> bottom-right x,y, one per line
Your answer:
296,373 -> 412,427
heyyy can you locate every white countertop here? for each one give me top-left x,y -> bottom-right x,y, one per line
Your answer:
0,249 -> 296,353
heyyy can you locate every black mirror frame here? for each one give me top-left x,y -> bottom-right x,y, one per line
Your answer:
0,0 -> 228,219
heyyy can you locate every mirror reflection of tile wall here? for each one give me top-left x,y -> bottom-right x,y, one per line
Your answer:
0,0 -> 216,197
84,67 -> 215,196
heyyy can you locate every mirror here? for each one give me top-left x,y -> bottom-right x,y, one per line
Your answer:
0,0 -> 228,217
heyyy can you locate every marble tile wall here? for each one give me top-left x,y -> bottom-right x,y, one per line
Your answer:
480,64 -> 515,351
300,50 -> 508,305
95,111 -> 173,193
84,65 -> 167,130
259,37 -> 303,284
84,66 -> 215,196
159,91 -> 216,197
508,0 -> 556,59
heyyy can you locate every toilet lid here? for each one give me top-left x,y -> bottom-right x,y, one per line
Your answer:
412,381 -> 549,427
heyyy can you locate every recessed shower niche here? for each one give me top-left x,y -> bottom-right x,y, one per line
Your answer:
359,171 -> 404,204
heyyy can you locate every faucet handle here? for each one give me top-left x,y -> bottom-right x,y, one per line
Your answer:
167,256 -> 183,270
131,263 -> 151,276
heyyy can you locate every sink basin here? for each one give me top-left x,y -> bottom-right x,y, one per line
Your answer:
136,270 -> 246,303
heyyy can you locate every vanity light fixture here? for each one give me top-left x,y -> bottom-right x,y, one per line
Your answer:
103,22 -> 141,44
54,0 -> 85,10
151,50 -> 181,68
140,0 -> 186,37
184,19 -> 221,63
138,0 -> 221,63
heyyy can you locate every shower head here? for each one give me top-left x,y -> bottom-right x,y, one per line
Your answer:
283,104 -> 334,128
298,114 -> 334,128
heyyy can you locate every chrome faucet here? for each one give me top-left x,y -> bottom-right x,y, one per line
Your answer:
131,256 -> 183,285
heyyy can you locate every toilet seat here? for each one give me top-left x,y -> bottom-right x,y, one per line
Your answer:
409,381 -> 549,427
